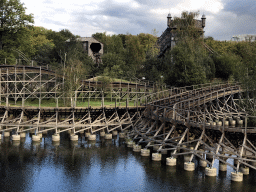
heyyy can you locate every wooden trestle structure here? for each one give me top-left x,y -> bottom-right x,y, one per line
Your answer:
1,65 -> 256,174
0,106 -> 144,135
128,83 -> 256,172
0,65 -> 162,107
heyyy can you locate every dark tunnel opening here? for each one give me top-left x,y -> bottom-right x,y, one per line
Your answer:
90,43 -> 101,53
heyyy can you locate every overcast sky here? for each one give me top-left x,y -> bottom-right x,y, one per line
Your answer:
22,0 -> 255,41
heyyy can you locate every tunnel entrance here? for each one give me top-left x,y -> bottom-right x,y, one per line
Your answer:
90,43 -> 101,53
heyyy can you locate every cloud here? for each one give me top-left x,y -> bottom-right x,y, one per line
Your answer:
21,0 -> 256,40
223,0 -> 256,17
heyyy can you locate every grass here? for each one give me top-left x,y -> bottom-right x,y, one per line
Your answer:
86,76 -> 138,84
6,98 -> 143,108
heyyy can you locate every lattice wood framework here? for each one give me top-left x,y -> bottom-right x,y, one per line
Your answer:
0,107 -> 144,136
128,83 -> 256,172
0,65 -> 61,104
0,65 -> 165,107
74,79 -> 164,105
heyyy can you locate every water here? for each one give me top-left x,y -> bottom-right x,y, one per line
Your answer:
0,132 -> 256,192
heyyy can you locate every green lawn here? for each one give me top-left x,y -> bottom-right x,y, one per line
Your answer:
6,98 -> 143,108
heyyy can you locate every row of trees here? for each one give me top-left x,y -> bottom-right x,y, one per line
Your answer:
1,1 -> 255,91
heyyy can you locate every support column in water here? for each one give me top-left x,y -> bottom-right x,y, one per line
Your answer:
231,172 -> 243,182
205,167 -> 217,176
141,148 -> 150,156
184,162 -> 195,171
152,153 -> 162,161
166,157 -> 176,166
52,134 -> 60,141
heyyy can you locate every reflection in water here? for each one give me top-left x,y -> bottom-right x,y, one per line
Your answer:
0,132 -> 255,192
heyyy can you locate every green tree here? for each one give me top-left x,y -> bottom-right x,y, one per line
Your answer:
125,34 -> 145,78
0,0 -> 34,50
101,53 -> 125,78
137,33 -> 158,58
63,58 -> 86,107
162,11 -> 212,86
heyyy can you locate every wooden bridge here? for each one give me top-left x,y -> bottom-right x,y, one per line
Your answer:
126,82 -> 256,180
0,64 -> 255,181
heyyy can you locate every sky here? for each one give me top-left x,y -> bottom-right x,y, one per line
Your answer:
21,0 -> 255,41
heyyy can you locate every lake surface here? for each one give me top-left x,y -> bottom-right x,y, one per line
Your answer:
0,132 -> 255,192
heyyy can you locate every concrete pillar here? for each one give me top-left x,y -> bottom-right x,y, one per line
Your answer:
166,157 -> 176,166
127,141 -> 135,148
70,134 -> 78,141
133,145 -> 141,152
231,172 -> 243,182
216,121 -> 222,126
32,135 -> 40,142
205,167 -> 217,176
88,134 -> 96,141
211,122 -> 216,127
4,131 -> 10,137
104,133 -> 112,140
219,162 -> 227,171
100,131 -> 105,137
12,134 -> 20,141
240,166 -> 249,175
237,119 -> 243,125
52,134 -> 60,142
224,120 -> 229,126
141,148 -> 150,156
230,119 -> 236,127
200,159 -> 207,167
20,132 -> 26,138
85,132 -> 91,138
184,162 -> 195,171
37,133 -> 42,138
152,153 -> 162,161
205,122 -> 211,126
119,132 -> 125,138
112,130 -> 118,136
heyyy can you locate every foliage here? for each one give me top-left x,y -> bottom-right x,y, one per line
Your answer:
92,32 -> 158,80
213,53 -> 240,80
101,53 -> 125,78
172,11 -> 202,39
0,0 -> 34,50
63,58 -> 86,106
97,75 -> 113,92
161,11 -> 209,86
164,39 -> 208,86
